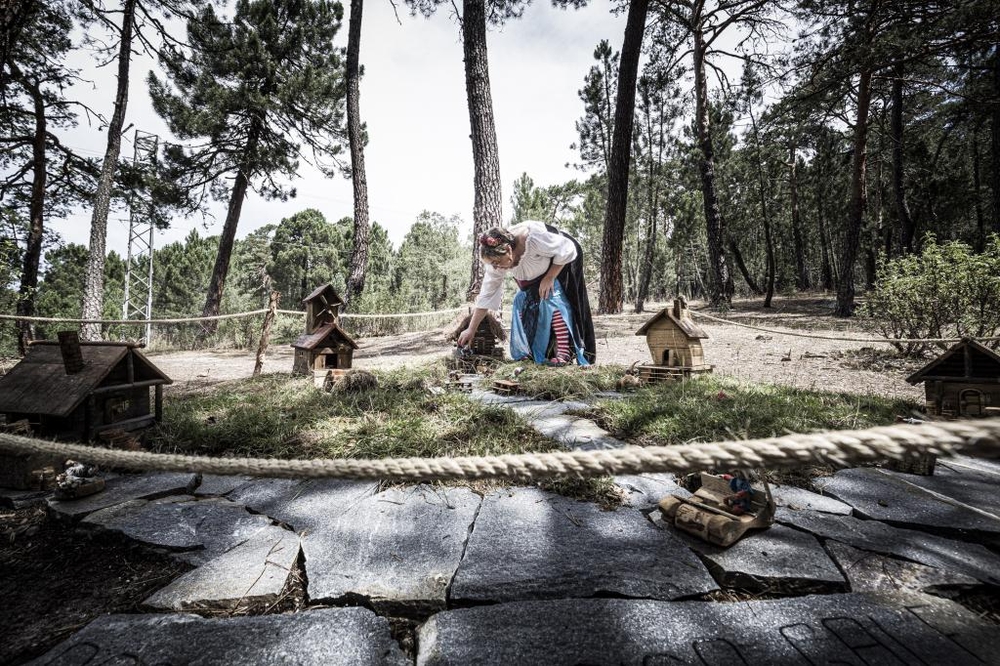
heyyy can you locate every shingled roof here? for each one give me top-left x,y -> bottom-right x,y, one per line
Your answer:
0,343 -> 171,417
906,338 -> 1000,385
291,321 -> 359,351
635,307 -> 709,339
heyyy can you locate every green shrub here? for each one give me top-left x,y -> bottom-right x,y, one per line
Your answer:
860,235 -> 1000,356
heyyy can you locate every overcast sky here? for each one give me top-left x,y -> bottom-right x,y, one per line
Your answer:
53,1 -> 627,256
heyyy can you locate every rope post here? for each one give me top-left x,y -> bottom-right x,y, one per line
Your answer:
253,291 -> 281,377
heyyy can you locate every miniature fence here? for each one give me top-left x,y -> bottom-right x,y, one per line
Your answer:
1,418 -> 998,482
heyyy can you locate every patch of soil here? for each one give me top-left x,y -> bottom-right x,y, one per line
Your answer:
0,506 -> 190,665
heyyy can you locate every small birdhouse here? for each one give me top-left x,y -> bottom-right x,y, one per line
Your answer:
634,297 -> 712,381
302,283 -> 344,334
292,321 -> 359,377
906,338 -> 1000,418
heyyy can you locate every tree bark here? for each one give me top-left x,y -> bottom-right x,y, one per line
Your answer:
16,74 -> 46,354
973,124 -> 986,253
344,0 -> 370,308
461,0 -> 503,301
992,43 -> 1000,236
891,63 -> 915,253
789,143 -> 808,290
817,173 -> 834,291
599,0 -> 647,315
693,28 -> 733,307
81,0 -> 137,340
201,122 -> 261,331
729,239 -> 762,295
749,107 -> 774,307
835,66 -> 873,317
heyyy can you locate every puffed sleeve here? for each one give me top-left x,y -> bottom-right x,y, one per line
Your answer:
474,264 -> 505,311
527,222 -> 577,264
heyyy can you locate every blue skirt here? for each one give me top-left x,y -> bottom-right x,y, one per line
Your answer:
509,280 -> 590,366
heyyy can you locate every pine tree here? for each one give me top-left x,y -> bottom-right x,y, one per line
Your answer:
149,0 -> 349,331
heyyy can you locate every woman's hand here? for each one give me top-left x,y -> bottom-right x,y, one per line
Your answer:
539,276 -> 555,300
457,326 -> 475,348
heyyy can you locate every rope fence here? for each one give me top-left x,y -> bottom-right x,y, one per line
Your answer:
689,310 -> 1000,344
1,418 -> 998,482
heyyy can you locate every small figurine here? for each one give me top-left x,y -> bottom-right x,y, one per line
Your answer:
53,460 -> 105,500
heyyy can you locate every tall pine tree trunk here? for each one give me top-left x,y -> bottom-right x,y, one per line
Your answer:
201,124 -> 261,331
749,107 -> 774,307
81,0 -> 136,340
789,143 -> 808,290
729,240 -> 762,295
891,63 -> 915,253
973,124 -> 986,253
344,0 -> 370,307
693,29 -> 733,307
992,43 -> 1000,236
462,0 -> 502,301
16,73 -> 46,354
835,67 -> 873,317
600,0 -> 647,314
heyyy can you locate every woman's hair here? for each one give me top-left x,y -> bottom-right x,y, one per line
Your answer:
478,227 -> 515,259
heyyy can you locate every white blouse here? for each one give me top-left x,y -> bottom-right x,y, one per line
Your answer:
474,221 -> 577,311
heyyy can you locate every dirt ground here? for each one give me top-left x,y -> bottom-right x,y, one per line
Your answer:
0,295 -> 928,663
148,294 -> 925,401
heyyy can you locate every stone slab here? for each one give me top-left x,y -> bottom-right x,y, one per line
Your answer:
884,464 -> 1000,519
47,472 -> 200,520
468,389 -> 534,406
687,523 -> 846,593
83,496 -> 275,565
416,592 -> 1000,665
27,607 -> 408,665
228,478 -> 378,533
770,483 -> 853,515
522,414 -> 628,450
943,455 -> 1000,478
0,487 -> 51,509
815,467 -> 1000,541
144,525 -> 300,611
776,508 -> 1000,585
507,400 -> 590,419
826,540 -> 981,595
194,474 -> 255,497
450,487 -> 718,603
305,485 -> 480,615
614,473 -> 690,508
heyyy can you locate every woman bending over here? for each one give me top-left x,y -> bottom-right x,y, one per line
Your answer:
457,221 -> 596,365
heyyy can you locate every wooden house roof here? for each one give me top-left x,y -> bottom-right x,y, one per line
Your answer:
445,311 -> 508,342
302,283 -> 344,307
0,343 -> 172,417
906,338 -> 1000,385
635,308 -> 709,339
291,321 -> 359,351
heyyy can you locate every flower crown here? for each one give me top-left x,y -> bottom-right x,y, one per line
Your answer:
479,233 -> 500,248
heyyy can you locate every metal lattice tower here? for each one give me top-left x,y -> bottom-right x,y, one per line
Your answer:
121,131 -> 159,343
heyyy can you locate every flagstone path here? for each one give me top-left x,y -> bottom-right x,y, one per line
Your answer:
5,390 -> 999,665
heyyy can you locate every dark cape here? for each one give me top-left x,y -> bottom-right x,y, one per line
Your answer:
545,224 -> 596,364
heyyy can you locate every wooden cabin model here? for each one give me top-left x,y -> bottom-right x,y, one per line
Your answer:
292,284 -> 358,378
447,311 -> 506,359
906,338 -> 1000,418
0,333 -> 172,488
635,297 -> 711,377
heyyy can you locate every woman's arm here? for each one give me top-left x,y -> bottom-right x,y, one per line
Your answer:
538,261 -> 567,300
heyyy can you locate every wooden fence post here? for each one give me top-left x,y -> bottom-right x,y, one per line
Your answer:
253,291 -> 280,377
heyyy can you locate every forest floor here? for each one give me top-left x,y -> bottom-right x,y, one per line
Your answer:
149,293 -> 926,402
0,294 -> 932,663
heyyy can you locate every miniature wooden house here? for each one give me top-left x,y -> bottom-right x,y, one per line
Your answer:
446,311 -> 507,359
0,334 -> 171,481
906,338 -> 1000,418
292,321 -> 359,376
635,298 -> 711,380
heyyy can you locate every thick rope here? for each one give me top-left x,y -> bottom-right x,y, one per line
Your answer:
0,310 -> 271,325
1,418 -> 997,482
276,307 -> 465,319
690,310 -> 1000,344
0,307 -> 467,326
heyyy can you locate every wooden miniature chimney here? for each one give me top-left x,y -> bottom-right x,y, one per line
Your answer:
672,296 -> 688,322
